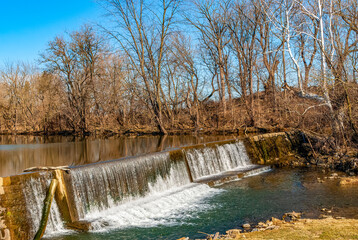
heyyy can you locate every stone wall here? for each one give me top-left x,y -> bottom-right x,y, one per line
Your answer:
0,172 -> 46,240
0,170 -> 78,240
244,131 -> 307,167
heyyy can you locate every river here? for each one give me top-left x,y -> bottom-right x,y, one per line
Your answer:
0,134 -> 234,177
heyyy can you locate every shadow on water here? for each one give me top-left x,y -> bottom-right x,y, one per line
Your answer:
46,169 -> 358,240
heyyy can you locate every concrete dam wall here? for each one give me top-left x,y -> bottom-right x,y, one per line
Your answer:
0,131 -> 304,239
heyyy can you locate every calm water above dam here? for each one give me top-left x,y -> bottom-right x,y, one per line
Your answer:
45,169 -> 358,240
0,134 -> 234,177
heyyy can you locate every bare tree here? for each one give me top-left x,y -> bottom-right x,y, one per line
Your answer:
337,0 -> 358,34
0,62 -> 37,132
171,33 -> 202,130
280,0 -> 348,145
41,25 -> 105,134
257,0 -> 283,111
229,0 -> 260,126
186,0 -> 232,115
100,0 -> 181,134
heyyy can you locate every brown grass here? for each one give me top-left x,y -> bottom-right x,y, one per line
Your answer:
226,218 -> 358,240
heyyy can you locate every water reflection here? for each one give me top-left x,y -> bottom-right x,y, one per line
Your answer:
0,135 -> 235,177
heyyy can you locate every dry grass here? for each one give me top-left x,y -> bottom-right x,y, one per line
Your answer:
229,218 -> 358,240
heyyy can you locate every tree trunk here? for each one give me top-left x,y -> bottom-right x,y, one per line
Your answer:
319,0 -> 345,146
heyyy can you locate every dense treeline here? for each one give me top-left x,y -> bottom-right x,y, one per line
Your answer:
0,0 -> 357,147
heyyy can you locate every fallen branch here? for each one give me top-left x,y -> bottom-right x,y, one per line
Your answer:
283,84 -> 327,102
302,103 -> 329,116
24,166 -> 70,174
33,179 -> 58,240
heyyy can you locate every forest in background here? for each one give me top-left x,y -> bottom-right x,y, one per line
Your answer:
0,0 -> 357,148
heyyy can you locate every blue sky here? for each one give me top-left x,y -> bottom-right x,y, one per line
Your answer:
0,0 -> 102,63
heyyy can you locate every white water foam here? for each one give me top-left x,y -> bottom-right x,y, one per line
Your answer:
71,155 -> 191,218
185,141 -> 253,180
85,183 -> 223,231
72,140 -> 266,232
23,176 -> 68,237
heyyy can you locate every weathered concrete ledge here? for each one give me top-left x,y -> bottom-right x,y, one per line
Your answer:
195,166 -> 272,187
0,170 -> 80,240
243,131 -> 307,167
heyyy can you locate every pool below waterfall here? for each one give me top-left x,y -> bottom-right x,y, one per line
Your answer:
45,168 -> 358,240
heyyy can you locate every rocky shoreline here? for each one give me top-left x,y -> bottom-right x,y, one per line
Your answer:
177,211 -> 302,240
178,204 -> 358,240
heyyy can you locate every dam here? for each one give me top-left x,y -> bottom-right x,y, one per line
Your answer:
0,132 -> 301,239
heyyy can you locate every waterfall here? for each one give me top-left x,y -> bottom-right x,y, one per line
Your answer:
22,175 -> 66,237
18,139 -> 267,236
184,141 -> 252,180
70,152 -> 191,219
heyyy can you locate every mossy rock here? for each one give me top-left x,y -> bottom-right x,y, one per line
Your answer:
244,131 -> 301,165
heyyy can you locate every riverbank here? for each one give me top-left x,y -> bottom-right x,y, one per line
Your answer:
244,218 -> 358,240
0,126 -> 286,137
179,200 -> 358,240
244,130 -> 358,175
195,217 -> 358,240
